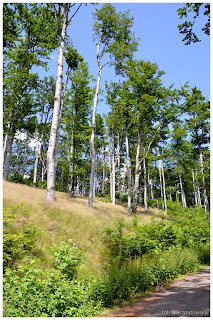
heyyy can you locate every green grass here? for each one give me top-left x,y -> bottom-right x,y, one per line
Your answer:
3,181 -> 210,317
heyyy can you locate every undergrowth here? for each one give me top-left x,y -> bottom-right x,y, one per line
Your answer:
3,201 -> 210,317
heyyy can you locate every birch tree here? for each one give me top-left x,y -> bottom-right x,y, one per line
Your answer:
46,3 -> 83,203
88,4 -> 138,208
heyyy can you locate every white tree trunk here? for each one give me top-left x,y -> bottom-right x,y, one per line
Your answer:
192,169 -> 198,206
179,174 -> 187,209
3,131 -> 15,181
143,156 -> 147,210
111,127 -> 116,205
199,147 -> 209,212
88,34 -> 102,208
125,130 -> 131,214
3,122 -> 11,165
102,162 -> 105,194
54,68 -> 71,171
132,127 -> 141,214
33,140 -> 41,184
47,5 -> 69,203
21,136 -> 28,176
69,114 -> 75,197
195,170 -> 201,206
161,159 -> 167,213
108,142 -> 112,201
157,148 -> 164,211
117,133 -> 122,205
93,156 -> 97,198
15,140 -> 20,173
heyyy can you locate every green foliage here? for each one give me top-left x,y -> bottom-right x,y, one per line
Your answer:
177,3 -> 210,45
103,207 -> 210,266
36,180 -> 47,189
3,204 -> 39,270
54,239 -> 82,280
91,246 -> 200,307
3,201 -> 209,317
3,266 -> 102,317
8,172 -> 33,186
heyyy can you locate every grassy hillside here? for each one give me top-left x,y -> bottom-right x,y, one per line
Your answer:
3,181 -> 161,277
3,181 -> 209,317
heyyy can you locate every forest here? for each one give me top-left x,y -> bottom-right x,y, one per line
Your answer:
3,2 -> 210,317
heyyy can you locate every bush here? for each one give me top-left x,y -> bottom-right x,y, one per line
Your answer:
36,180 -> 47,189
91,246 -> 201,307
8,173 -> 34,186
54,239 -> 82,280
3,266 -> 102,317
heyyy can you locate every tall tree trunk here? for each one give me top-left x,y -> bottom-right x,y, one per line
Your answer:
93,155 -> 97,198
161,159 -> 167,213
88,33 -> 102,208
143,155 -> 147,210
199,146 -> 209,212
54,68 -> 71,171
195,170 -> 201,206
132,128 -> 141,214
21,136 -> 28,176
3,130 -> 15,181
47,5 -> 69,203
157,148 -> 164,211
108,142 -> 112,201
33,139 -> 41,184
192,169 -> 198,206
125,129 -> 131,213
117,133 -> 122,205
148,165 -> 153,201
111,127 -> 115,205
179,173 -> 187,209
3,121 -> 11,165
69,113 -> 75,197
102,162 -> 105,194
15,140 -> 20,173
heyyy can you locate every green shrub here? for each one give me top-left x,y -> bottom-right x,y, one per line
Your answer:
91,246 -> 201,307
8,173 -> 34,186
3,266 -> 101,317
54,239 -> 82,280
36,180 -> 47,189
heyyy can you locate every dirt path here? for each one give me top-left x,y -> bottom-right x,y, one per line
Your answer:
112,267 -> 210,317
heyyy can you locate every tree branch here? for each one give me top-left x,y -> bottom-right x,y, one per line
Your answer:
68,3 -> 82,23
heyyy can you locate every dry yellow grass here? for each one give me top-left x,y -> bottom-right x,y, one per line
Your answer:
3,181 -> 161,276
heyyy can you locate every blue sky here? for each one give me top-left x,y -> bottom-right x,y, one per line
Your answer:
37,2 -> 210,116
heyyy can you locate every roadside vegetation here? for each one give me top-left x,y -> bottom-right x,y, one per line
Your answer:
3,181 -> 210,317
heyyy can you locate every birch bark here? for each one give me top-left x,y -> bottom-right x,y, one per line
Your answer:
195,170 -> 202,206
192,169 -> 198,206
161,159 -> 167,213
3,131 -> 15,181
15,140 -> 20,173
125,130 -> 131,213
21,136 -> 28,176
143,155 -> 147,210
157,148 -> 164,211
132,125 -> 142,214
117,133 -> 122,205
111,126 -> 116,205
47,5 -> 69,203
88,33 -> 102,208
179,173 -> 187,209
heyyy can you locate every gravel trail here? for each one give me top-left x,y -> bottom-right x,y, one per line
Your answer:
112,267 -> 210,317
